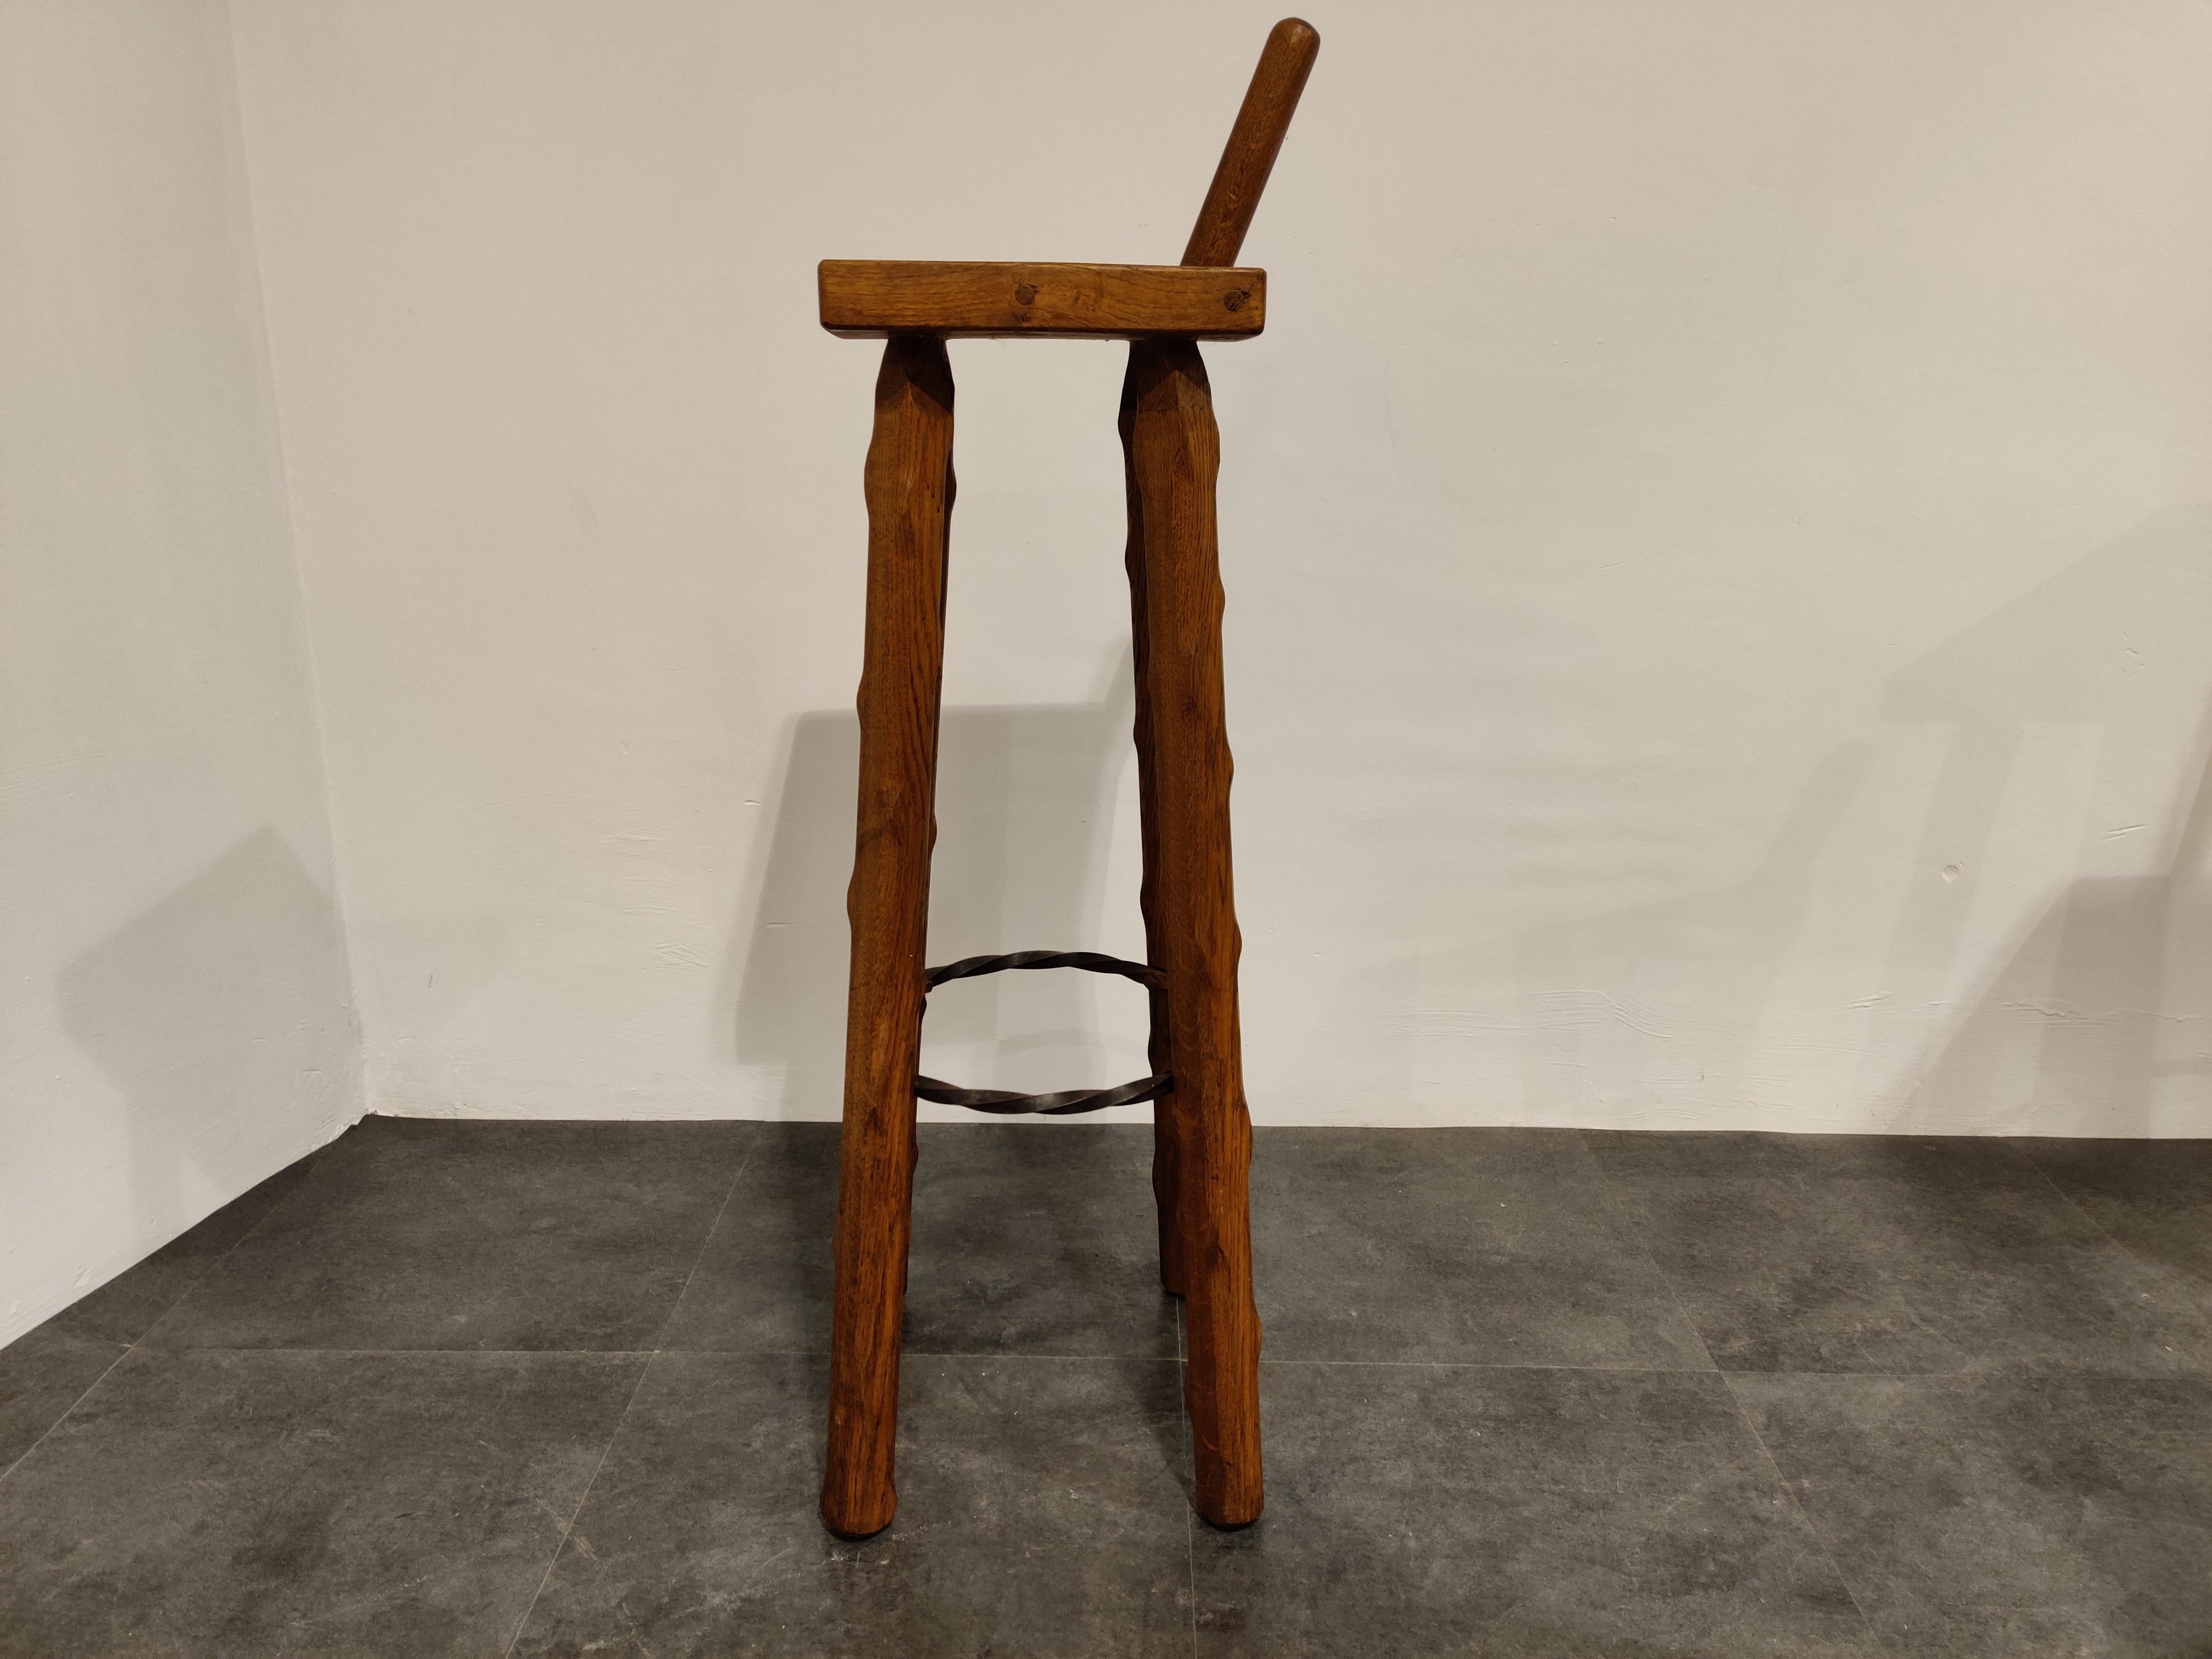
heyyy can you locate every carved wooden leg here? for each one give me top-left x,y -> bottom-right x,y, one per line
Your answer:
822,336 -> 955,1540
1127,338 -> 1262,1527
1120,352 -> 1185,1298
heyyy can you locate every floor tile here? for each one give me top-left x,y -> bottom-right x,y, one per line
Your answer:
657,1123 -> 836,1353
0,1348 -> 644,1656
1193,1362 -> 1877,1657
44,1151 -> 323,1347
662,1123 -> 1180,1358
152,1117 -> 754,1351
1586,1131 -> 2212,1375
0,1324 -> 124,1474
1732,1371 -> 2212,1657
2017,1136 -> 2212,1285
1,1153 -> 323,1473
12,1121 -> 2209,1652
1250,1129 -> 1713,1369
513,1351 -> 1192,1657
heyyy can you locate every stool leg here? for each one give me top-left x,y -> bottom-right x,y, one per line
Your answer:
1119,355 -> 1184,1298
822,336 -> 955,1540
1127,338 -> 1263,1527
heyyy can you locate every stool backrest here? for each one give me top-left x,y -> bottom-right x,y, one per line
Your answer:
1182,18 -> 1322,268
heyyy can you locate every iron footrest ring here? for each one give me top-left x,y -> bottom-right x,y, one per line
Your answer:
924,949 -> 1166,992
915,949 -> 1168,1117
915,1071 -> 1171,1117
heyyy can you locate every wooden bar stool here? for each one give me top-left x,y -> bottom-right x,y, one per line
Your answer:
816,18 -> 1319,1540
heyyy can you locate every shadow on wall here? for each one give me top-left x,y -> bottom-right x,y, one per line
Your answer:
1509,740 -> 1878,1122
1876,506 -> 2212,1135
1528,505 -> 2212,1134
1541,503 -> 2212,1134
723,649 -> 1140,1118
54,827 -> 355,1269
1324,505 -> 2212,1134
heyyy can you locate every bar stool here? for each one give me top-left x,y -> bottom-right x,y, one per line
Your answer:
815,18 -> 1319,1540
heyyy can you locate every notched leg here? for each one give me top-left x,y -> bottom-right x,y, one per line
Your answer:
1121,348 -> 1187,1298
1128,339 -> 1262,1526
823,336 -> 956,1539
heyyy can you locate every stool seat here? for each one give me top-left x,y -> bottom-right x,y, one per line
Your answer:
818,260 -> 1267,341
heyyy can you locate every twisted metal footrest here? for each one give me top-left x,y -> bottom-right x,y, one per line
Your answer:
924,949 -> 1166,991
916,950 -> 1169,1116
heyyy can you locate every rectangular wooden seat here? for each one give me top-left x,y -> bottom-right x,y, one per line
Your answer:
818,260 -> 1266,340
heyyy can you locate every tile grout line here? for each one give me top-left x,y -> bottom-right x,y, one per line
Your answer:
76,1345 -> 1185,1361
1568,1129 -> 1724,1375
0,1343 -> 132,1492
1569,1133 -> 1893,1652
1575,1133 -> 1885,1655
125,1349 -> 2203,1384
503,1355 -> 654,1658
142,1348 -> 671,1359
2011,1140 -> 2137,1254
500,1143 -> 754,1656
1185,1420 -> 1198,1659
1465,1138 -> 2190,1386
28,1346 -> 1843,1373
0,1151 -> 334,1494
135,1148 -> 338,1350
1258,1356 -> 1734,1373
2005,1140 -> 2212,1354
1720,1375 -> 1897,1657
651,1145 -> 757,1354
1175,1270 -> 1193,1653
1170,1294 -> 1196,1658
1177,1259 -> 1191,1659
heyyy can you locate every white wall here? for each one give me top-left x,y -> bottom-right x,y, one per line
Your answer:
0,0 -> 360,1344
227,0 -> 2212,1135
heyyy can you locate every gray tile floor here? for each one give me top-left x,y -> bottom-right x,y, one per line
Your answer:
1,1121 -> 2208,1657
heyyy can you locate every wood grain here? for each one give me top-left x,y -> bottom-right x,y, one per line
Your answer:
1127,338 -> 1263,1526
820,261 -> 1264,340
1119,356 -> 1184,1298
1181,18 -> 1321,268
821,336 -> 955,1541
